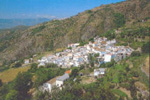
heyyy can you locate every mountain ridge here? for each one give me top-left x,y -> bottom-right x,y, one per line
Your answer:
0,18 -> 51,29
0,0 -> 150,64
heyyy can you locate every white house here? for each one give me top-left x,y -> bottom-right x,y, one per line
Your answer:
42,77 -> 57,92
38,62 -> 45,67
104,54 -> 112,62
68,43 -> 79,48
56,73 -> 69,88
94,68 -> 106,77
24,59 -> 30,64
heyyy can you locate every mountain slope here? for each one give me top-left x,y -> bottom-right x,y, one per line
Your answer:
0,0 -> 150,63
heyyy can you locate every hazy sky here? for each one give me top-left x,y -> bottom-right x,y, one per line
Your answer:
0,0 -> 125,19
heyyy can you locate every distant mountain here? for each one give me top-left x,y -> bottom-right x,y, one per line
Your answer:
0,18 -> 51,29
0,0 -> 150,63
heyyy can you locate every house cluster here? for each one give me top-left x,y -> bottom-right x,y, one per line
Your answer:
38,37 -> 133,68
41,70 -> 71,92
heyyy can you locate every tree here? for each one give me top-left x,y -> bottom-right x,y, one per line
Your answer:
46,63 -> 57,68
5,90 -> 18,100
104,59 -> 116,68
104,30 -> 116,40
0,83 -> 13,100
12,62 -> 22,68
71,68 -> 79,78
141,41 -> 150,53
50,40 -> 54,51
29,63 -> 37,73
88,54 -> 96,67
129,80 -> 137,99
34,68 -> 54,88
113,13 -> 126,28
14,72 -> 32,100
131,51 -> 141,57
34,90 -> 52,100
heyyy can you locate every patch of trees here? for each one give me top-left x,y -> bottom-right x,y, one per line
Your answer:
131,51 -> 141,57
88,53 -> 98,67
70,68 -> 79,78
113,13 -> 126,28
86,10 -> 93,14
119,27 -> 150,40
0,79 -> 2,87
0,72 -> 33,100
89,38 -> 94,42
31,25 -> 45,35
129,80 -> 137,99
141,41 -> 150,53
79,41 -> 88,46
35,83 -> 117,100
100,29 -> 116,40
34,67 -> 65,88
0,63 -> 65,100
12,62 -> 22,68
101,59 -> 116,68
28,63 -> 38,73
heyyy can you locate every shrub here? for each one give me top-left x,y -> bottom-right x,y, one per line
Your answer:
0,79 -> 2,87
29,63 -> 38,73
113,13 -> 126,28
12,62 -> 22,68
5,90 -> 18,100
131,51 -> 141,57
141,41 -> 150,53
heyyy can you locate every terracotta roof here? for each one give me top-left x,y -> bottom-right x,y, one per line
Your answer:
65,70 -> 71,74
101,41 -> 106,44
94,42 -> 97,44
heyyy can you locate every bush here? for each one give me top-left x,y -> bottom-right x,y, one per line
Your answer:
29,63 -> 38,73
131,51 -> 141,57
46,63 -> 58,68
141,41 -> 150,53
5,90 -> 18,100
12,62 -> 22,68
113,13 -> 126,28
79,41 -> 88,46
87,10 -> 92,14
104,30 -> 116,40
71,68 -> 79,78
0,79 -> 2,87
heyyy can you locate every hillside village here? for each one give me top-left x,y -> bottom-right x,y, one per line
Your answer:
0,0 -> 150,99
37,37 -> 133,68
31,37 -> 134,93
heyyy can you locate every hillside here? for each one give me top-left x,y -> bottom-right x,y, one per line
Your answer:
0,0 -> 150,64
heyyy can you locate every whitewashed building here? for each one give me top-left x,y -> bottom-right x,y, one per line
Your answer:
94,68 -> 106,77
42,77 -> 57,92
56,73 -> 69,88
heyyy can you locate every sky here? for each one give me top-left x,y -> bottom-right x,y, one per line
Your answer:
0,0 -> 125,19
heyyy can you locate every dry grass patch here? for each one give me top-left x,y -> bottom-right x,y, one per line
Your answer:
135,81 -> 147,91
81,76 -> 96,84
142,56 -> 149,76
119,87 -> 131,98
0,66 -> 30,83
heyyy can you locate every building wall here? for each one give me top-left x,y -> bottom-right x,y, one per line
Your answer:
56,80 -> 63,87
43,83 -> 52,92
